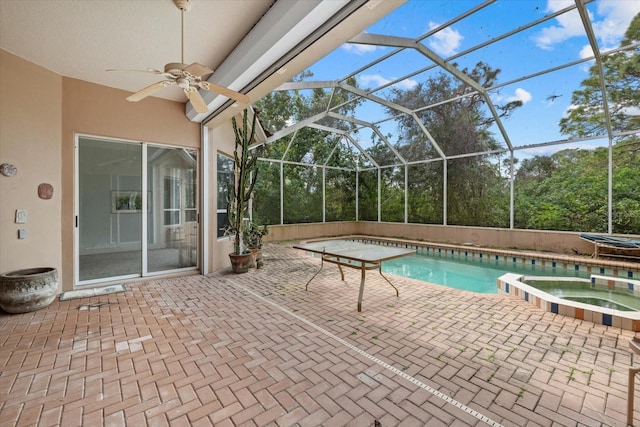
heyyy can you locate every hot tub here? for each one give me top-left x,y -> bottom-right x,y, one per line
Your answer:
498,273 -> 640,331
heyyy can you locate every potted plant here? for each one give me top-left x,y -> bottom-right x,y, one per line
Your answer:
243,222 -> 268,268
226,109 -> 259,273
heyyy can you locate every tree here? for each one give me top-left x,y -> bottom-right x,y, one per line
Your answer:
514,146 -> 640,233
383,62 -> 519,227
559,13 -> 640,140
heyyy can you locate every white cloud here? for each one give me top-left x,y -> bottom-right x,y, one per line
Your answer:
359,74 -> 389,87
507,88 -> 532,105
593,0 -> 640,46
622,105 -> 640,116
532,4 -> 585,50
579,44 -> 593,60
342,43 -> 378,55
426,22 -> 463,56
533,0 -> 640,50
358,74 -> 417,90
494,88 -> 532,105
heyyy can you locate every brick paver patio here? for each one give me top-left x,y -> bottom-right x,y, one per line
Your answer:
1,243 -> 638,426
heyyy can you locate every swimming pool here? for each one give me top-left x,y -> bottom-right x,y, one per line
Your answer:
299,237 -> 640,330
381,252 -> 589,294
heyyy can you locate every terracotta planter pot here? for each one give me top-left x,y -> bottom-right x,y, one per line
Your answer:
229,253 -> 252,274
0,267 -> 58,313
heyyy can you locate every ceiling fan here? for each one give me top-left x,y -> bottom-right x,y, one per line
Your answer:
108,0 -> 249,113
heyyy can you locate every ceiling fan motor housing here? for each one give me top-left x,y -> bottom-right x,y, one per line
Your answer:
173,0 -> 191,12
164,62 -> 189,76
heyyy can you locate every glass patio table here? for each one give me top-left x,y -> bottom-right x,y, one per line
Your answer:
293,240 -> 415,311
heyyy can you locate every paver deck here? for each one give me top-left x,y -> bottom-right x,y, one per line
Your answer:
1,243 -> 638,426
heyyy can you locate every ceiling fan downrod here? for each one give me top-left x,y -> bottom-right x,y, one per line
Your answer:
173,0 -> 191,65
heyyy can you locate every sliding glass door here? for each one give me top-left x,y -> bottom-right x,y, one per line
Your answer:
147,146 -> 198,272
76,136 -> 198,285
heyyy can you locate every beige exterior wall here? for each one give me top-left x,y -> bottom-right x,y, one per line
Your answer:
266,221 -> 598,256
205,120 -> 236,272
0,50 -> 63,277
1,49 -> 202,291
61,76 -> 200,289
266,222 -> 360,243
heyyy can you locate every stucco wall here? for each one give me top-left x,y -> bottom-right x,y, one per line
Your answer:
61,77 -> 200,289
0,50 -> 63,277
206,120 -> 236,273
266,221 -> 604,256
0,49 -> 202,291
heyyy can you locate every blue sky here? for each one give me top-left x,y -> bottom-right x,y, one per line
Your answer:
303,0 -> 640,158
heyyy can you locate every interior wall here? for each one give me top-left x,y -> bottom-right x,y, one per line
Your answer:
0,49 -> 63,277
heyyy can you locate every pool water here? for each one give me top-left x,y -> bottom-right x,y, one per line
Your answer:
382,252 -> 589,294
524,279 -> 640,311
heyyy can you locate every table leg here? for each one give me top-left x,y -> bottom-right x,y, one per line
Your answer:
305,257 -> 325,291
378,266 -> 399,297
628,366 -> 640,426
357,263 -> 366,312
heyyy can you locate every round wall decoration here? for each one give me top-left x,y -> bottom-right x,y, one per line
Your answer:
0,163 -> 17,177
38,183 -> 53,200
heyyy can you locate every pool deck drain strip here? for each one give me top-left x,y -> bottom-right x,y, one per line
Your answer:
239,284 -> 503,427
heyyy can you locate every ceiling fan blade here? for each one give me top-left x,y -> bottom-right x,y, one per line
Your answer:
199,81 -> 249,104
126,81 -> 173,102
183,62 -> 214,78
185,88 -> 209,114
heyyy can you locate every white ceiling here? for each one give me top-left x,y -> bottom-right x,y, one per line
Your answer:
0,0 -> 275,102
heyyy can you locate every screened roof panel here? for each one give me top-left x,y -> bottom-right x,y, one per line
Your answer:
324,137 -> 359,169
302,44 -> 396,82
350,48 -> 434,93
281,129 -> 337,164
487,62 -> 587,147
448,21 -> 588,86
259,0 -> 640,170
336,97 -> 395,126
364,0 -> 487,40
389,113 -> 441,162
328,87 -> 360,113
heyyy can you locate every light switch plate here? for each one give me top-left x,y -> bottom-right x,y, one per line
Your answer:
18,229 -> 27,239
15,209 -> 27,224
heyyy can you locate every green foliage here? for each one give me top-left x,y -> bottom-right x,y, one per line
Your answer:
358,170 -> 378,221
254,72 -> 363,224
514,144 -> 640,233
243,222 -> 268,248
380,62 -> 516,227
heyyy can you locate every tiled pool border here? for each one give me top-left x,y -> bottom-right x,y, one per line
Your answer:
342,235 -> 639,280
303,235 -> 640,331
498,273 -> 640,331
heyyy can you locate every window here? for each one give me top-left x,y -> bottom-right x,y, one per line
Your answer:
164,176 -> 181,226
217,153 -> 234,238
184,169 -> 197,222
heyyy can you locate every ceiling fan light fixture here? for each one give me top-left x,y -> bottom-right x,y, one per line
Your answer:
176,77 -> 190,89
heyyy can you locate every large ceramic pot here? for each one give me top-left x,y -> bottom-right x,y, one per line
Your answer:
0,267 -> 58,313
229,253 -> 252,274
